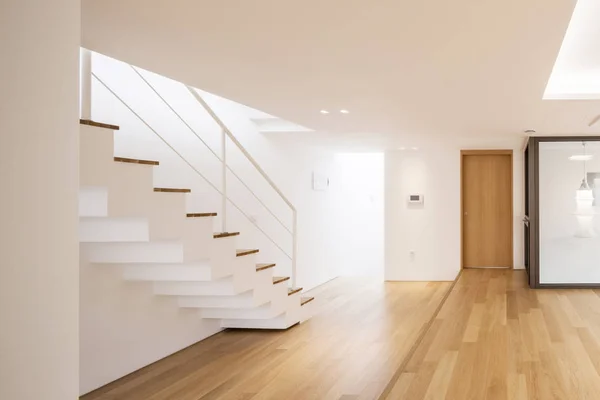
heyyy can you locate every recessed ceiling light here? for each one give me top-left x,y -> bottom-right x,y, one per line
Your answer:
411,147 -> 419,151
320,110 -> 330,114
340,109 -> 350,114
525,129 -> 536,134
569,155 -> 594,161
398,147 -> 406,150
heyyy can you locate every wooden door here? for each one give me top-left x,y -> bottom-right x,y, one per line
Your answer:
462,151 -> 513,268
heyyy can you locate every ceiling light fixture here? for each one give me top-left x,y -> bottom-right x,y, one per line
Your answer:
573,141 -> 595,238
411,147 -> 419,151
570,142 -> 595,161
320,110 -> 330,114
340,109 -> 349,114
398,147 -> 406,150
525,129 -> 536,134
569,154 -> 594,161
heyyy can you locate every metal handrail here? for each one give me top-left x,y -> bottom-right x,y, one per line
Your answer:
186,87 -> 295,210
92,74 -> 293,259
185,86 -> 298,288
130,66 -> 292,235
92,71 -> 297,286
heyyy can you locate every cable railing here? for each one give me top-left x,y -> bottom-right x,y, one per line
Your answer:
90,67 -> 297,287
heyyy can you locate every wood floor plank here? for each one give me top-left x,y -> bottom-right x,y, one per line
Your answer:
381,269 -> 600,400
422,351 -> 458,400
385,373 -> 414,399
507,373 -> 528,400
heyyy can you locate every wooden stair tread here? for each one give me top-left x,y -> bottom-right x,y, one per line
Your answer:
154,188 -> 191,193
236,249 -> 259,257
272,276 -> 290,285
288,287 -> 303,296
256,263 -> 276,272
80,119 -> 120,130
187,213 -> 217,218
301,297 -> 314,306
213,232 -> 240,239
114,157 -> 159,166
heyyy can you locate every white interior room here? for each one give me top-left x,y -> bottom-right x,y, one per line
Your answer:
5,0 -> 600,398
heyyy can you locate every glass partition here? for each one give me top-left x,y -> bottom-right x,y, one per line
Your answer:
538,140 -> 600,284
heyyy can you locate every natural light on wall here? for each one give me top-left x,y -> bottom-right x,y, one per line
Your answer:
544,0 -> 600,100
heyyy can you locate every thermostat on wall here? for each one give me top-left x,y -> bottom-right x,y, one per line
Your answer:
408,194 -> 424,204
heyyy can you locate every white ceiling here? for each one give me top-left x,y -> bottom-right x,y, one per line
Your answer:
82,0 -> 600,146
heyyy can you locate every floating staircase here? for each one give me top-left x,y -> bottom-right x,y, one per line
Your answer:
79,119 -> 314,330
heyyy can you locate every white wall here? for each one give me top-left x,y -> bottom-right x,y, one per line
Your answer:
385,138 -> 524,281
0,1 -> 80,399
332,153 -> 384,277
539,142 -> 600,283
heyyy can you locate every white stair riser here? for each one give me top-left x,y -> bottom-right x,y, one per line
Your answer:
107,164 -> 155,217
148,194 -> 191,240
123,263 -> 213,281
177,269 -> 275,308
154,279 -> 236,296
246,269 -> 276,305
156,216 -> 216,246
177,291 -> 266,309
221,289 -> 310,329
200,284 -> 288,319
220,316 -> 293,330
82,229 -> 233,264
220,293 -> 303,328
84,242 -> 185,263
300,299 -> 315,323
80,124 -> 115,186
79,217 -> 149,242
184,230 -> 236,274
284,293 -> 302,324
154,255 -> 257,296
202,304 -> 284,320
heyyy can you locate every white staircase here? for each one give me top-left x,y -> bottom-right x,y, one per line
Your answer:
79,120 -> 314,330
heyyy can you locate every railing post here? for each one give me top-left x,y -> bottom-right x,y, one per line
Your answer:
292,210 -> 297,287
221,128 -> 227,233
80,48 -> 92,119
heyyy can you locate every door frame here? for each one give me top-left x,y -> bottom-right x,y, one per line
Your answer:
460,149 -> 514,269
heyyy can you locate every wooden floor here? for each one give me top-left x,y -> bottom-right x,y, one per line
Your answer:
83,270 -> 600,400
383,269 -> 600,400
81,277 -> 451,400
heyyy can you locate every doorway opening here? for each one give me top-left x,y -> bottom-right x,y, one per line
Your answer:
334,153 -> 384,278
